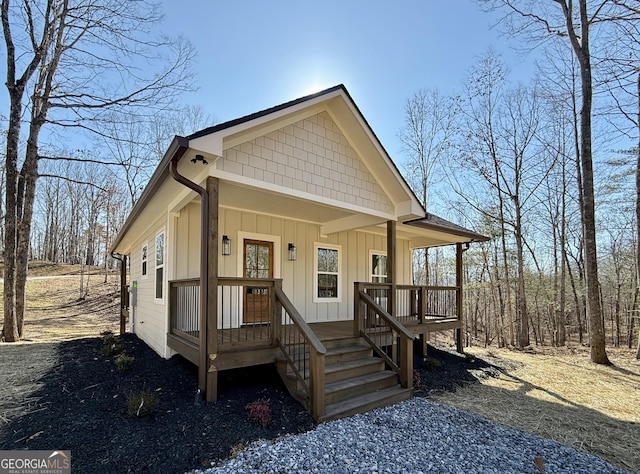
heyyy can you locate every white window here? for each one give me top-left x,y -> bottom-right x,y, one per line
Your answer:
370,252 -> 387,283
141,243 -> 148,278
155,231 -> 165,300
314,243 -> 341,303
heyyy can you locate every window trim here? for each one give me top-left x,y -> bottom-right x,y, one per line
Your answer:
154,230 -> 165,302
313,243 -> 341,303
141,242 -> 148,279
369,250 -> 388,283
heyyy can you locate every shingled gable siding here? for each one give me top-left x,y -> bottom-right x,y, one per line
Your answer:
220,112 -> 394,214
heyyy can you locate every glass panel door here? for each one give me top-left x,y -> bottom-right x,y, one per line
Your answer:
243,240 -> 273,324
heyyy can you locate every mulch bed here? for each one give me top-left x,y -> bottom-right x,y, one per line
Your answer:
0,334 -> 513,474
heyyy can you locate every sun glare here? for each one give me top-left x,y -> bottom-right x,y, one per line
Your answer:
303,83 -> 327,96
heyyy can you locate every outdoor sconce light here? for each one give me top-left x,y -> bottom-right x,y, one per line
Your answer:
191,154 -> 208,165
288,243 -> 297,261
222,235 -> 231,256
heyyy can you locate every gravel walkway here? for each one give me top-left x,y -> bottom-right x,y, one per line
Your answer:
194,397 -> 630,474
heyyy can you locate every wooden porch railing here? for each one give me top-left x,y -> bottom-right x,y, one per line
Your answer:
169,279 -> 200,345
360,283 -> 460,324
354,282 -> 414,388
274,284 -> 327,420
169,278 -> 461,414
169,278 -> 327,418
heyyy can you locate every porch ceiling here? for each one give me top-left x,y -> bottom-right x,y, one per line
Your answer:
220,180 -> 364,226
217,181 -> 490,247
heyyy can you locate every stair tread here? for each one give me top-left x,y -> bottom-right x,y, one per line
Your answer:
326,344 -> 371,355
325,370 -> 397,393
281,356 -> 383,380
276,343 -> 371,361
325,356 -> 381,373
321,385 -> 412,421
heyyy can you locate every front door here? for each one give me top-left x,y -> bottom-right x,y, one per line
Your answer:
243,239 -> 273,324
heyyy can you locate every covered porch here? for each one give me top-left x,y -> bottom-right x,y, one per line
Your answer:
166,261 -> 466,421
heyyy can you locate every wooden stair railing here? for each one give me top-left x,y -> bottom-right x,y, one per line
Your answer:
355,284 -> 414,389
274,286 -> 327,420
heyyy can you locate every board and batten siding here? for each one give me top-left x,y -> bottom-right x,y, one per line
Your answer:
219,111 -> 394,216
128,216 -> 170,358
172,201 -> 201,280
218,208 -> 412,323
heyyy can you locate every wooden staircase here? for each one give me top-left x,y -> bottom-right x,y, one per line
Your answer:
276,334 -> 412,422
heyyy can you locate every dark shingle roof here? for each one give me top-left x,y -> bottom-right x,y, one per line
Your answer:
187,85 -> 346,140
404,213 -> 490,242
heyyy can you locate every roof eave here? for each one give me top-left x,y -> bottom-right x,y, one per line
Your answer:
403,216 -> 491,243
110,135 -> 189,255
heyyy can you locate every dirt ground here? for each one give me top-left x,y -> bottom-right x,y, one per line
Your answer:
0,262 -> 121,342
431,344 -> 640,473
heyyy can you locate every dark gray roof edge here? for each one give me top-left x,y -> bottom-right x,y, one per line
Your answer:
110,135 -> 189,254
404,213 -> 491,243
187,84 -> 346,140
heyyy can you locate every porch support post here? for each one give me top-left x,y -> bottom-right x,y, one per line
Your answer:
206,176 -> 220,401
387,220 -> 397,317
455,243 -> 464,353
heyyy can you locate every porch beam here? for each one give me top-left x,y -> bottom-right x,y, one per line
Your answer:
320,214 -> 386,235
206,176 -> 220,401
387,220 -> 397,317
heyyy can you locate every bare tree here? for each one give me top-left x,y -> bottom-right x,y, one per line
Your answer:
399,89 -> 457,285
99,105 -> 215,208
480,0 -> 615,363
1,0 -> 195,341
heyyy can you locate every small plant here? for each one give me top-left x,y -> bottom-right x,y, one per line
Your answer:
245,398 -> 271,427
413,369 -> 422,388
115,353 -> 134,371
101,341 -> 123,356
127,390 -> 158,417
422,356 -> 442,371
100,332 -> 123,356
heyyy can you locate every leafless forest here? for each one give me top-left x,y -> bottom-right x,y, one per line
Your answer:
2,1 -> 640,357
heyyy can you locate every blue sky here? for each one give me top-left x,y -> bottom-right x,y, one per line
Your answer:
160,0 -> 535,160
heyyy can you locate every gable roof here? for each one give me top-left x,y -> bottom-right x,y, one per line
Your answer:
111,85 -> 488,255
188,85 -> 347,140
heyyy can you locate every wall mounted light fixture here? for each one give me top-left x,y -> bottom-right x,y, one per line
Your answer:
288,243 -> 297,261
222,235 -> 231,256
191,154 -> 208,165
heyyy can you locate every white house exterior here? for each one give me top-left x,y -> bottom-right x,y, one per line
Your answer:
111,85 -> 488,420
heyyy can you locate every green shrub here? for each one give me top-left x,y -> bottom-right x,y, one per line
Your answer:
100,341 -> 123,356
127,390 -> 158,417
115,353 -> 134,371
100,332 -> 123,356
422,356 -> 442,370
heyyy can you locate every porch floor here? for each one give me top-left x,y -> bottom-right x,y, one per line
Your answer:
308,320 -> 353,341
169,317 -> 461,362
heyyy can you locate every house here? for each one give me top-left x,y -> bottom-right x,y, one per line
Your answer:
110,85 -> 488,422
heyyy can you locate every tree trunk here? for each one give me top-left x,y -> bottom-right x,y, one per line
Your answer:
558,163 -> 567,346
562,0 -> 609,364
515,196 -> 529,347
3,95 -> 21,342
